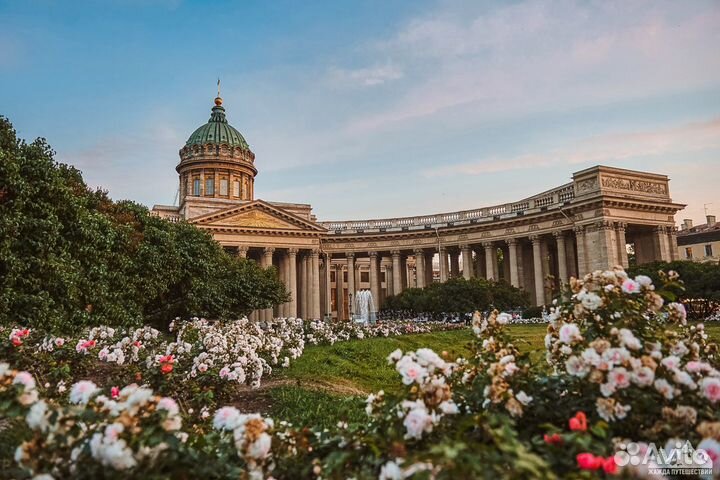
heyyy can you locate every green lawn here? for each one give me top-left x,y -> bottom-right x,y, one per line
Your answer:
268,322 -> 720,428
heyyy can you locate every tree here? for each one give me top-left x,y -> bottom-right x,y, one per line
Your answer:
0,117 -> 288,332
627,260 -> 720,319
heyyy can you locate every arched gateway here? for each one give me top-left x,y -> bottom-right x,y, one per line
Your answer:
153,96 -> 685,319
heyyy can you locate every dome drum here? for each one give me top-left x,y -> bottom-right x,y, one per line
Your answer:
178,96 -> 257,204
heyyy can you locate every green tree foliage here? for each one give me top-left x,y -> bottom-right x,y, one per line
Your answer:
0,117 -> 288,332
628,260 -> 720,318
382,277 -> 529,314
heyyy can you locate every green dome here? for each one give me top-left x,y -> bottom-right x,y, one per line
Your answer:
185,99 -> 250,150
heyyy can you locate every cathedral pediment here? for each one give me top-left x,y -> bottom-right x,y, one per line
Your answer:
191,200 -> 326,233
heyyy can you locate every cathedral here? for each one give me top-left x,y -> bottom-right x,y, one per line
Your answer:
153,94 -> 685,320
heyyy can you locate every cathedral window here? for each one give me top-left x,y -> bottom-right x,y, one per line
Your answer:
233,180 -> 240,197
193,178 -> 201,196
205,178 -> 214,195
220,178 -> 228,196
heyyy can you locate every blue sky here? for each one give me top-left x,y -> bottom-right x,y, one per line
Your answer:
1,0 -> 719,224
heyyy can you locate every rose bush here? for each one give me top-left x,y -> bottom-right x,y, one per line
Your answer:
1,268 -> 719,479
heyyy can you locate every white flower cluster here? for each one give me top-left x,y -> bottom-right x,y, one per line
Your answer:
160,317 -> 305,388
305,320 -> 463,346
384,349 -> 459,440
547,268 -> 720,422
213,407 -> 274,479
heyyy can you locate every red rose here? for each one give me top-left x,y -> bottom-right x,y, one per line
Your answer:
543,433 -> 563,446
161,363 -> 173,374
576,453 -> 603,470
569,411 -> 588,432
11,337 -> 22,347
603,457 -> 618,475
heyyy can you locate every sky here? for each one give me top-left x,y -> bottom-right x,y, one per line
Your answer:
1,0 -> 719,225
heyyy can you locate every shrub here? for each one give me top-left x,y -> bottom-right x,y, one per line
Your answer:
628,260 -> 720,319
383,277 -> 529,315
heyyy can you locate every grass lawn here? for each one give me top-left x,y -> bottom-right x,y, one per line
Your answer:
268,322 -> 720,428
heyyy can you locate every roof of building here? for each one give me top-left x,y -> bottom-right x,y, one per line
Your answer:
677,220 -> 720,245
185,97 -> 250,150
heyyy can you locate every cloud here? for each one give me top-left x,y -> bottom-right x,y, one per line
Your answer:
421,117 -> 720,177
343,1 -> 720,134
55,123 -> 185,205
326,63 -> 403,87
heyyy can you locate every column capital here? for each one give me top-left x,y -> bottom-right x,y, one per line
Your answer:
310,249 -> 320,257
263,247 -> 275,254
654,225 -> 669,234
615,222 -> 627,231
391,249 -> 401,257
482,241 -> 494,249
505,238 -> 518,246
596,220 -> 614,231
439,245 -> 447,253
413,248 -> 424,255
368,251 -> 379,258
459,244 -> 470,251
288,248 -> 299,256
573,225 -> 585,235
529,234 -> 541,243
238,246 -> 249,254
552,230 -> 566,239
668,226 -> 678,236
345,252 -> 355,259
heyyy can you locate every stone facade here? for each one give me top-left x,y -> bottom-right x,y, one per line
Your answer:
153,98 -> 686,319
676,216 -> 720,264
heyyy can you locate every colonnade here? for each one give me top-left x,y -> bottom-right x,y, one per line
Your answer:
233,221 -> 678,320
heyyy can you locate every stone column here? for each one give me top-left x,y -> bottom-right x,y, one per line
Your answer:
288,249 -> 298,318
597,220 -> 618,269
449,249 -> 460,278
505,239 -> 520,287
310,250 -> 321,320
391,250 -> 403,295
566,237 -> 577,279
400,255 -> 408,291
667,227 -> 679,261
553,231 -> 568,286
384,263 -> 392,299
439,247 -> 449,282
474,247 -> 483,278
369,251 -> 380,312
299,254 -> 308,319
654,226 -> 672,262
346,253 -> 356,307
483,242 -> 495,281
530,235 -> 545,306
262,247 -> 275,321
278,252 -> 287,318
323,254 -> 332,319
335,264 -> 345,320
414,249 -> 425,288
574,225 -> 587,276
237,246 -> 248,259
424,252 -> 434,286
461,244 -> 472,279
615,223 -> 629,268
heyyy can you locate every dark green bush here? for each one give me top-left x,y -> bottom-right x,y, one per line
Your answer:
627,260 -> 720,319
382,277 -> 529,314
